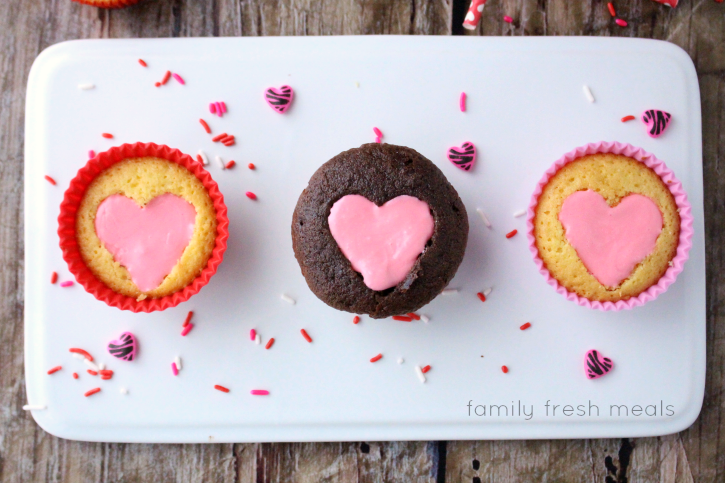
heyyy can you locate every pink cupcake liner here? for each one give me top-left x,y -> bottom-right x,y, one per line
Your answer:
58,142 -> 229,313
525,141 -> 693,311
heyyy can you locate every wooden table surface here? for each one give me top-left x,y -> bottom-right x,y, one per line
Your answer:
1,0 -> 723,481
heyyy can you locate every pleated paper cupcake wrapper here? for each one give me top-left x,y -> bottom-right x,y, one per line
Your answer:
525,141 -> 693,311
58,142 -> 229,313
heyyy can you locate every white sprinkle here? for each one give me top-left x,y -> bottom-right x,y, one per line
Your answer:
476,208 -> 492,228
397,357 -> 404,364
483,287 -> 492,296
119,387 -> 128,395
442,288 -> 458,295
98,362 -> 105,370
72,353 -> 85,360
255,334 -> 261,345
216,155 -> 225,170
78,83 -> 95,90
513,209 -> 526,218
175,356 -> 182,370
415,366 -> 426,383
354,81 -> 360,88
23,404 -> 46,411
583,85 -> 595,103
420,314 -> 430,323
281,294 -> 296,305
83,359 -> 99,371
197,150 -> 209,166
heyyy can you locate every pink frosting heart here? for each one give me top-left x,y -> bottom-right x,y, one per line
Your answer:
95,194 -> 197,292
328,195 -> 434,291
558,190 -> 663,288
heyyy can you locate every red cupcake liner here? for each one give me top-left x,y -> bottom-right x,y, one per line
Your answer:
58,142 -> 229,313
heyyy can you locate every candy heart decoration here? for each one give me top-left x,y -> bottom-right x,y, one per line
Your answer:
447,142 -> 476,171
585,349 -> 613,379
641,109 -> 672,138
95,193 -> 196,292
328,194 -> 435,291
265,85 -> 294,113
107,332 -> 138,361
558,190 -> 663,288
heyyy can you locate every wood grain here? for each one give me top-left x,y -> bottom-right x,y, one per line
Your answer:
0,0 -> 722,481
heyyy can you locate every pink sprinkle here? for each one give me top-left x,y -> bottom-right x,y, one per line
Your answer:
375,136 -> 381,143
209,103 -> 217,114
251,390 -> 269,396
181,323 -> 194,337
60,281 -> 73,287
615,18 -> 628,27
504,15 -> 513,23
373,127 -> 382,137
250,329 -> 256,341
88,150 -> 96,159
171,362 -> 179,376
215,102 -> 223,117
220,102 -> 227,113
246,192 -> 257,200
172,73 -> 185,85
460,92 -> 466,112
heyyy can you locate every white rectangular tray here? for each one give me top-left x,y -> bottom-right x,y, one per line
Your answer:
25,36 -> 705,442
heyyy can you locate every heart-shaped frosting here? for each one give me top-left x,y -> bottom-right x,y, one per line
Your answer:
95,193 -> 196,292
265,85 -> 294,114
328,195 -> 434,291
585,349 -> 613,379
107,332 -> 138,362
642,109 -> 672,138
447,142 -> 476,171
558,190 -> 663,288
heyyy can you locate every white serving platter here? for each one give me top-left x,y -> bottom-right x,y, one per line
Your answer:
24,36 -> 705,442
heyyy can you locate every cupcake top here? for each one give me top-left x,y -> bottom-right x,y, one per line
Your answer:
76,157 -> 217,300
533,152 -> 680,302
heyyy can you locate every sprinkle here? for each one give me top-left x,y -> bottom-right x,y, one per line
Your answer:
171,73 -> 185,85
183,311 -> 193,327
506,229 -> 518,239
483,287 -> 492,296
214,385 -> 230,393
72,372 -> 78,379
353,316 -> 360,324
460,92 -> 466,112
615,18 -> 628,27
155,82 -> 161,87
225,160 -> 236,169
84,388 -> 101,397
442,288 -> 458,295
397,357 -> 404,364
513,209 -> 526,218
51,272 -> 58,284
69,348 -> 94,361
101,375 -> 111,380
476,208 -> 492,227
83,359 -> 100,371
199,119 -> 211,133
212,133 -> 228,142
100,370 -> 113,378
373,127 -> 382,137
87,369 -> 98,376
583,85 -> 595,103
44,175 -> 57,185
503,15 -> 513,23
265,338 -> 275,349
420,314 -> 430,323
421,365 -> 431,374
248,163 -> 256,170
160,71 -> 171,85
415,366 -> 426,383
78,83 -> 95,90
175,356 -> 182,370
392,315 -> 413,322
255,334 -> 261,345
216,156 -> 226,170
23,405 -> 46,411
281,294 -> 296,304
251,389 -> 269,396
246,192 -> 257,200
209,103 -> 217,114
98,362 -> 105,370
138,59 -> 147,67
375,136 -> 382,144
197,150 -> 209,166
120,387 -> 128,395
621,115 -> 636,122
72,353 -> 84,360
520,322 -> 532,330
221,136 -> 236,146
60,281 -> 74,287
249,329 -> 256,341
171,362 -> 179,376
220,102 -> 227,113
355,81 -> 360,87
181,323 -> 194,336
88,150 -> 96,159
300,329 -> 312,343
370,353 -> 383,363
477,292 -> 486,302
102,133 -> 114,139
407,313 -> 421,320
607,2 -> 616,16
502,365 -> 509,374
47,366 -> 62,375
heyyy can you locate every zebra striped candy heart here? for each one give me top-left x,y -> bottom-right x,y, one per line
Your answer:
447,142 -> 476,171
264,85 -> 294,114
107,332 -> 138,362
642,109 -> 672,138
585,349 -> 613,379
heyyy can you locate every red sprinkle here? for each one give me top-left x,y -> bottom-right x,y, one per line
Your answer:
183,311 -> 193,328
370,353 -> 383,363
155,82 -> 161,87
615,18 -> 628,27
138,59 -> 148,67
214,385 -> 230,393
181,323 -> 194,337
225,161 -> 236,169
72,372 -> 78,379
248,163 -> 255,170
421,365 -> 431,374
300,329 -> 312,343
246,192 -> 257,200
69,348 -> 94,361
520,322 -> 532,330
102,133 -> 113,139
160,70 -> 171,85
353,316 -> 360,324
101,375 -> 111,380
47,366 -> 62,375
607,2 -> 616,16
99,370 -> 113,377
477,292 -> 486,302
621,115 -> 636,122
44,175 -> 57,185
84,388 -> 101,397
196,154 -> 204,164
407,313 -> 421,320
502,365 -> 509,374
221,135 -> 235,143
392,315 -> 413,322
212,133 -> 228,142
265,338 -> 275,349
503,15 -> 513,23
199,118 -> 211,133
51,272 -> 58,284
87,369 -> 98,376
506,229 -> 518,239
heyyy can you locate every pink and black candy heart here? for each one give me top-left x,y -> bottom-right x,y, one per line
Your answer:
447,142 -> 476,171
642,109 -> 671,138
108,332 -> 138,362
585,349 -> 613,379
265,85 -> 294,113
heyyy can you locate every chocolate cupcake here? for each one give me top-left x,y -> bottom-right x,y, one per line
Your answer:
292,143 -> 468,318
